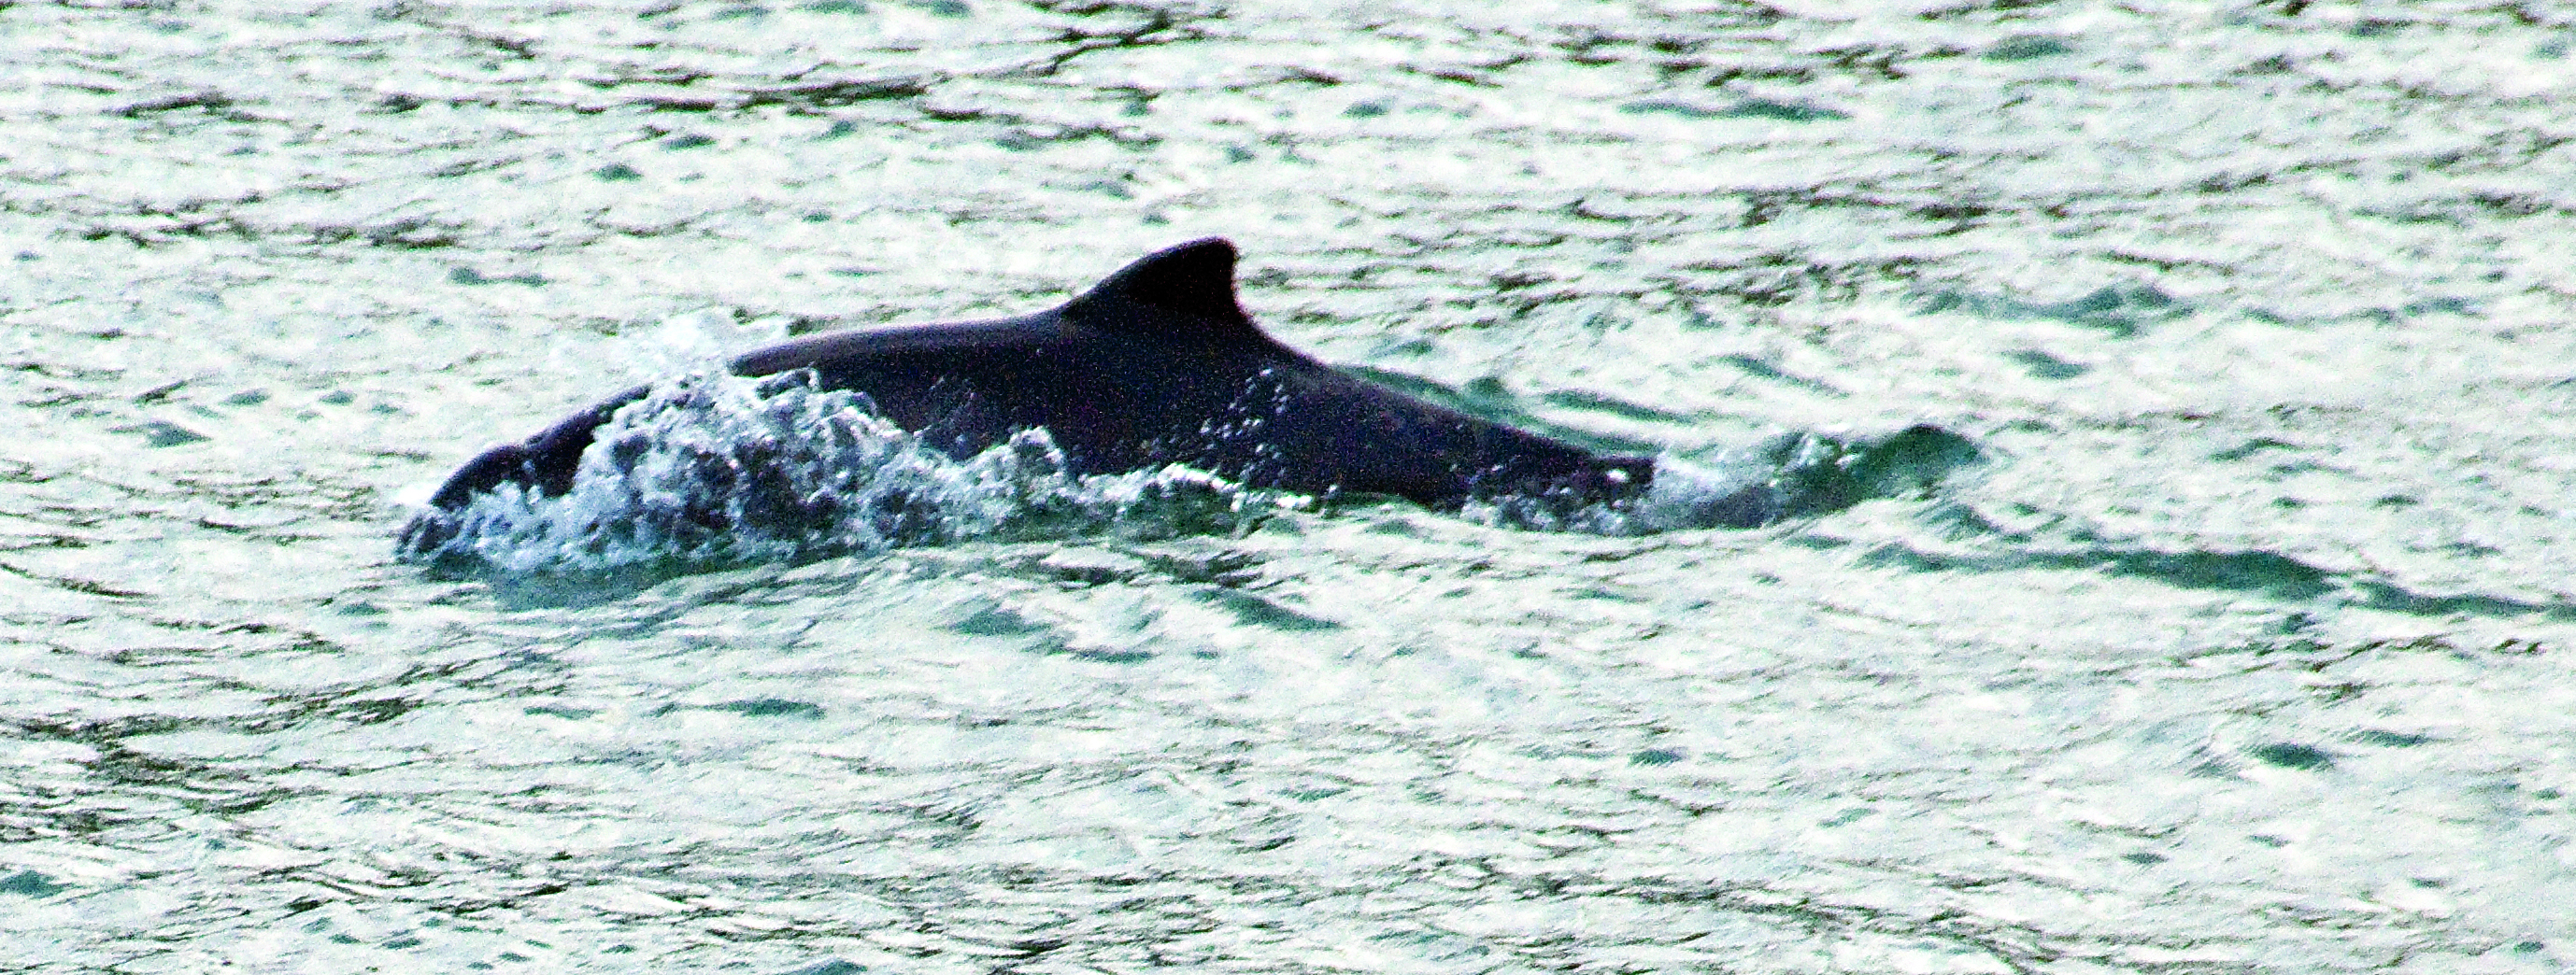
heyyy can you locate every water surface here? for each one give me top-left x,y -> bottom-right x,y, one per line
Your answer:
4,2 -> 2574,972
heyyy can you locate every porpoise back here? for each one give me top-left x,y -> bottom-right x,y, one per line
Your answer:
425,238 -> 1654,515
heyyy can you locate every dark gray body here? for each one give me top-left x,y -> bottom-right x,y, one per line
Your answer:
424,238 -> 1654,513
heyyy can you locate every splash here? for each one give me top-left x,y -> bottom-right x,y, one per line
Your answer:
395,372 -> 1274,574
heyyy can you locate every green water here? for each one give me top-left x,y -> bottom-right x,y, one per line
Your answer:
4,2 -> 2574,972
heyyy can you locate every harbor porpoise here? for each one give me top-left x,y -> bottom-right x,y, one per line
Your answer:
420,237 -> 1655,517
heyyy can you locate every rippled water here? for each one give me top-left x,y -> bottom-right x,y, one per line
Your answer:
6,2 -> 2576,972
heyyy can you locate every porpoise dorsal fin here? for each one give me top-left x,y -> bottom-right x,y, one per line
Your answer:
1062,237 -> 1258,336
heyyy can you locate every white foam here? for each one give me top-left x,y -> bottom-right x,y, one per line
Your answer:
1638,449 -> 1784,531
401,372 -> 1277,573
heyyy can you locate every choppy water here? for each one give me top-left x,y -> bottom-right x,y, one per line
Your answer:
7,2 -> 2576,972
